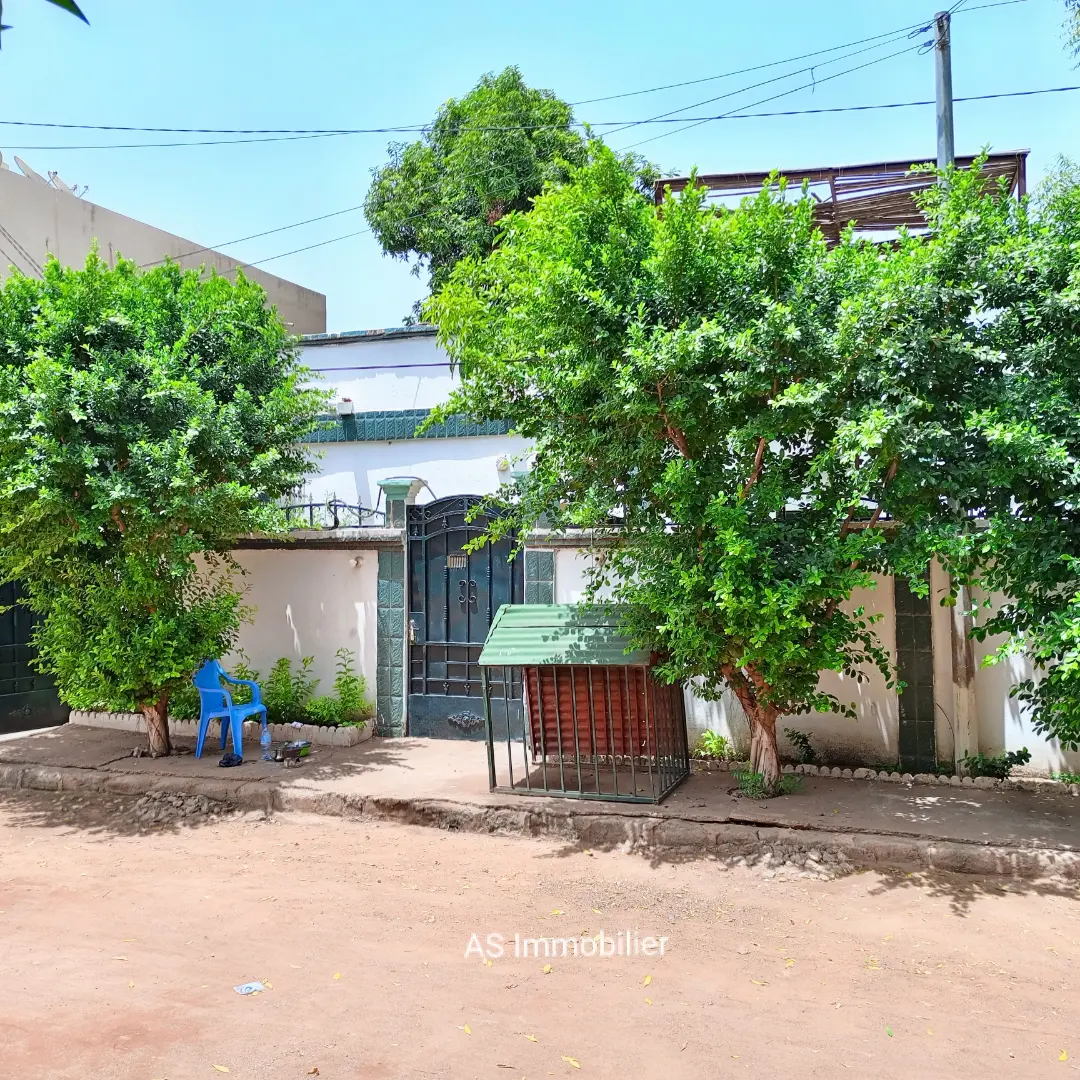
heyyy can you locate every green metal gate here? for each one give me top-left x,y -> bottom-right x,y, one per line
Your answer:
0,582 -> 68,735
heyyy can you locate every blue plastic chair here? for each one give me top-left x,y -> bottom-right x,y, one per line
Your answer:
192,659 -> 268,759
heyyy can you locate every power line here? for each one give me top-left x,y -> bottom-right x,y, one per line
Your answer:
139,203 -> 367,268
618,40 -> 930,150
0,0 -> 1037,152
570,16 -> 935,107
245,229 -> 372,267
602,33 -> 928,140
570,0 -> 1032,108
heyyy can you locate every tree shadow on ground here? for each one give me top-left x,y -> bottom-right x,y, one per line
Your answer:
863,866 -> 1080,917
0,787 -> 236,840
535,833 -> 1080,911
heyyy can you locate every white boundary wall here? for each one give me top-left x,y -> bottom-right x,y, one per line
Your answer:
552,548 -> 1080,773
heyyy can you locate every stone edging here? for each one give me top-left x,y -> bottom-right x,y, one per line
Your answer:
691,757 -> 1080,795
68,710 -> 374,748
0,760 -> 1077,882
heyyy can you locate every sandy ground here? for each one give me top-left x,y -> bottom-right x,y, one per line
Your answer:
0,790 -> 1078,1080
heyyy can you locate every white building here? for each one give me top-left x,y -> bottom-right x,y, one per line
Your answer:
229,325 -> 1080,776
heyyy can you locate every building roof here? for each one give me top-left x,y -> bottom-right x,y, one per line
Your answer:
301,324 -> 437,345
656,151 -> 1029,243
478,604 -> 651,667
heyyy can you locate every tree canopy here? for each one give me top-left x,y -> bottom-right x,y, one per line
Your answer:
0,252 -> 325,754
364,66 -> 589,314
429,145 -> 906,788
430,143 -> 1080,783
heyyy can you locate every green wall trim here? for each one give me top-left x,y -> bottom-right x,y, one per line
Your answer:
376,549 -> 406,736
307,409 -> 511,444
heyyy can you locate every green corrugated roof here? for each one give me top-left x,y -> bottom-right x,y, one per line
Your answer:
478,605 -> 650,667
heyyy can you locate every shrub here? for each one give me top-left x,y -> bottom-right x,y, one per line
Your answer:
264,656 -> 317,724
961,747 -> 1031,780
692,730 -> 734,760
305,695 -> 343,726
331,648 -> 371,723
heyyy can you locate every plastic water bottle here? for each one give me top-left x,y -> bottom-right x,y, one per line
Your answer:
260,727 -> 273,761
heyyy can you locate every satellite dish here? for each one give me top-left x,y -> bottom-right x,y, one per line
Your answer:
14,156 -> 47,183
0,152 -> 8,171
48,170 -> 74,195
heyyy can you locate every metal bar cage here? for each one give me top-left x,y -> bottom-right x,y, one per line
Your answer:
482,662 -> 690,804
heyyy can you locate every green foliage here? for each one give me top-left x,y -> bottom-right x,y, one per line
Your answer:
733,769 -> 801,799
304,694 -> 344,726
1054,770 -> 1080,785
0,253 -> 326,730
961,747 -> 1032,780
428,143 -> 897,783
783,727 -> 817,765
692,730 -> 734,760
864,160 -> 1080,752
256,651 -> 370,727
332,647 -> 370,723
365,67 -> 642,315
263,656 -> 318,724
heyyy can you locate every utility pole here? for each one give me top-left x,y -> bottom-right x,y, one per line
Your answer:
935,11 -> 955,170
935,10 -> 977,768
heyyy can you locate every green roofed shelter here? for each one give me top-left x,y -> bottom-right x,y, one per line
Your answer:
478,604 -> 690,804
478,604 -> 651,668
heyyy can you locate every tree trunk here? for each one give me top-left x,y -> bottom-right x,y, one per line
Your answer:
139,692 -> 171,757
746,706 -> 781,794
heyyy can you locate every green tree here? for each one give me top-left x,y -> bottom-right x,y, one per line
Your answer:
856,162 -> 1080,753
0,253 -> 326,755
428,146 -> 900,791
364,66 -> 589,315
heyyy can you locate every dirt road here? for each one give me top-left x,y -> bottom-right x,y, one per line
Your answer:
0,789 -> 1077,1079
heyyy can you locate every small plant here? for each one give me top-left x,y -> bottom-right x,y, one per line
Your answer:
1053,770 -> 1080,785
733,769 -> 801,799
331,647 -> 371,724
961,747 -> 1032,780
692,730 -> 734,760
783,727 -> 817,765
264,656 -> 318,724
304,694 -> 343,726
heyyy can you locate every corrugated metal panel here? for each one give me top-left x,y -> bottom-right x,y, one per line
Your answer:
478,605 -> 650,667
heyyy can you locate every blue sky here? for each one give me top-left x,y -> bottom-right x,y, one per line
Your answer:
0,0 -> 1076,331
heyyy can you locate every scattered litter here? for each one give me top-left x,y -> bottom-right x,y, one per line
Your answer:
542,964 -> 553,974
213,1068 -> 230,1075
333,972 -> 342,980
643,974 -> 652,987
234,981 -> 265,996
885,1026 -> 894,1038
523,1034 -> 537,1042
644,997 -> 653,1005
462,1024 -> 472,1035
112,956 -> 128,961
307,1069 -> 320,1076
562,1055 -> 581,1069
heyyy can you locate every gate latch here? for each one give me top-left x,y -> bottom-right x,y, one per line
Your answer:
408,618 -> 417,644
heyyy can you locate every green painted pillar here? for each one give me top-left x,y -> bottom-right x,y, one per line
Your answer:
374,478 -> 424,736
